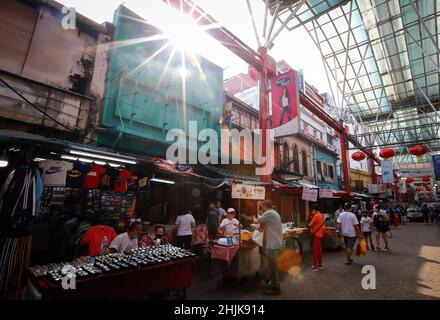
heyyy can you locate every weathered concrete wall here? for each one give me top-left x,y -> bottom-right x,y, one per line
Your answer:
0,0 -> 110,137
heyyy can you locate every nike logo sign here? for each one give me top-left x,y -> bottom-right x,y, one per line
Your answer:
45,167 -> 63,174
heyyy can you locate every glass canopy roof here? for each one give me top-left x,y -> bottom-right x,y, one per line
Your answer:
297,0 -> 440,161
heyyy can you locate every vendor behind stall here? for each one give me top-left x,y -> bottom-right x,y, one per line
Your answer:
109,222 -> 143,253
218,208 -> 240,237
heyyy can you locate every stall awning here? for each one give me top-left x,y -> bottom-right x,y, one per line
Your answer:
201,166 -> 271,185
350,192 -> 373,199
298,182 -> 320,190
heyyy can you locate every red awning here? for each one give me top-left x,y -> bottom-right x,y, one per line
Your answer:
332,191 -> 353,199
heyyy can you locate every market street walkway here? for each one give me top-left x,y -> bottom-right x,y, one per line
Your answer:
188,222 -> 440,300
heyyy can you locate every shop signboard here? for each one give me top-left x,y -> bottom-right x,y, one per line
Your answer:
231,183 -> 265,200
302,188 -> 318,202
298,69 -> 305,93
319,188 -> 333,198
271,70 -> 300,137
381,160 -> 393,184
432,155 -> 440,181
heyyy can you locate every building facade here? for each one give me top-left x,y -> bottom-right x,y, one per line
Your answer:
0,0 -> 111,142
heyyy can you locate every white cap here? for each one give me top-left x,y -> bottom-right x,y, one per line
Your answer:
227,208 -> 236,213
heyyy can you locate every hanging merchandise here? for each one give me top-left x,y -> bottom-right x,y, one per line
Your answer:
421,176 -> 431,183
409,145 -> 428,157
379,148 -> 395,160
39,160 -> 73,187
405,177 -> 414,184
425,186 -> 432,191
113,169 -> 133,193
84,164 -> 107,189
352,151 -> 366,161
0,233 -> 32,300
65,162 -> 91,188
0,167 -> 41,227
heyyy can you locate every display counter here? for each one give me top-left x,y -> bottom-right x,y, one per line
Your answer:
27,245 -> 197,300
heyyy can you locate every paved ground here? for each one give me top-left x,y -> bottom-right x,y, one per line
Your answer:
187,222 -> 440,300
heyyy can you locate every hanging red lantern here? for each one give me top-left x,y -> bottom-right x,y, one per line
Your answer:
351,151 -> 366,161
379,148 -> 395,159
422,176 -> 431,182
409,145 -> 428,157
405,177 -> 414,184
415,187 -> 421,192
425,186 -> 432,191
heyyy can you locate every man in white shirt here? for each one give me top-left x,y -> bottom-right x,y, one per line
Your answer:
258,200 -> 283,296
337,203 -> 363,265
110,222 -> 143,253
219,208 -> 240,236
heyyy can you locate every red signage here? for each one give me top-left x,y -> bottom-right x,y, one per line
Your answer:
271,70 -> 300,137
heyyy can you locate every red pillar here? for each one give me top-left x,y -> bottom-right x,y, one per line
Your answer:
258,47 -> 271,183
339,121 -> 350,192
370,157 -> 377,184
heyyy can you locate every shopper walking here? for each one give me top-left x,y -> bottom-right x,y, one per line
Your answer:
373,205 -> 390,251
175,211 -> 196,250
308,204 -> 324,271
258,200 -> 283,295
337,202 -> 362,265
422,204 -> 430,225
360,212 -> 374,250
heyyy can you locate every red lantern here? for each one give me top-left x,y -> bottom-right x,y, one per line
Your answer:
379,148 -> 395,159
409,145 -> 428,157
405,177 -> 414,184
415,187 -> 421,192
422,176 -> 431,182
351,151 -> 366,161
425,186 -> 432,191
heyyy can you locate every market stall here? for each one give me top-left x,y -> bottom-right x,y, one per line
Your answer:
27,245 -> 197,300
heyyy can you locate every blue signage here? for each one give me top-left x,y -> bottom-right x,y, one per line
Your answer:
433,155 -> 440,181
298,70 -> 305,93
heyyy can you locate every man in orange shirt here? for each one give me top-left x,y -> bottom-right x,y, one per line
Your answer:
309,204 -> 324,272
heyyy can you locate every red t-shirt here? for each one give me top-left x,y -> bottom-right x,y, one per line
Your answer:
310,212 -> 324,238
83,164 -> 107,189
81,225 -> 117,256
113,169 -> 132,192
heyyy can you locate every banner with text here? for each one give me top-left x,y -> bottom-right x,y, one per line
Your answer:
302,188 -> 318,202
319,188 -> 334,198
381,160 -> 394,184
433,155 -> 440,181
231,183 -> 266,200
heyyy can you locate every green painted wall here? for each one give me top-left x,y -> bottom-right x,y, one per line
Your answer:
99,5 -> 224,157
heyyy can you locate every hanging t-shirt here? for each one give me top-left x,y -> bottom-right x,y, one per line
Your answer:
66,162 -> 91,188
84,164 -> 107,189
40,160 -> 73,186
80,225 -> 117,256
113,169 -> 132,192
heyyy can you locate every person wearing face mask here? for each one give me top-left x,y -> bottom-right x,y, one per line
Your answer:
109,222 -> 143,253
152,225 -> 169,245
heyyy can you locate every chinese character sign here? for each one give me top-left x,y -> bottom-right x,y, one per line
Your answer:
231,183 -> 266,200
